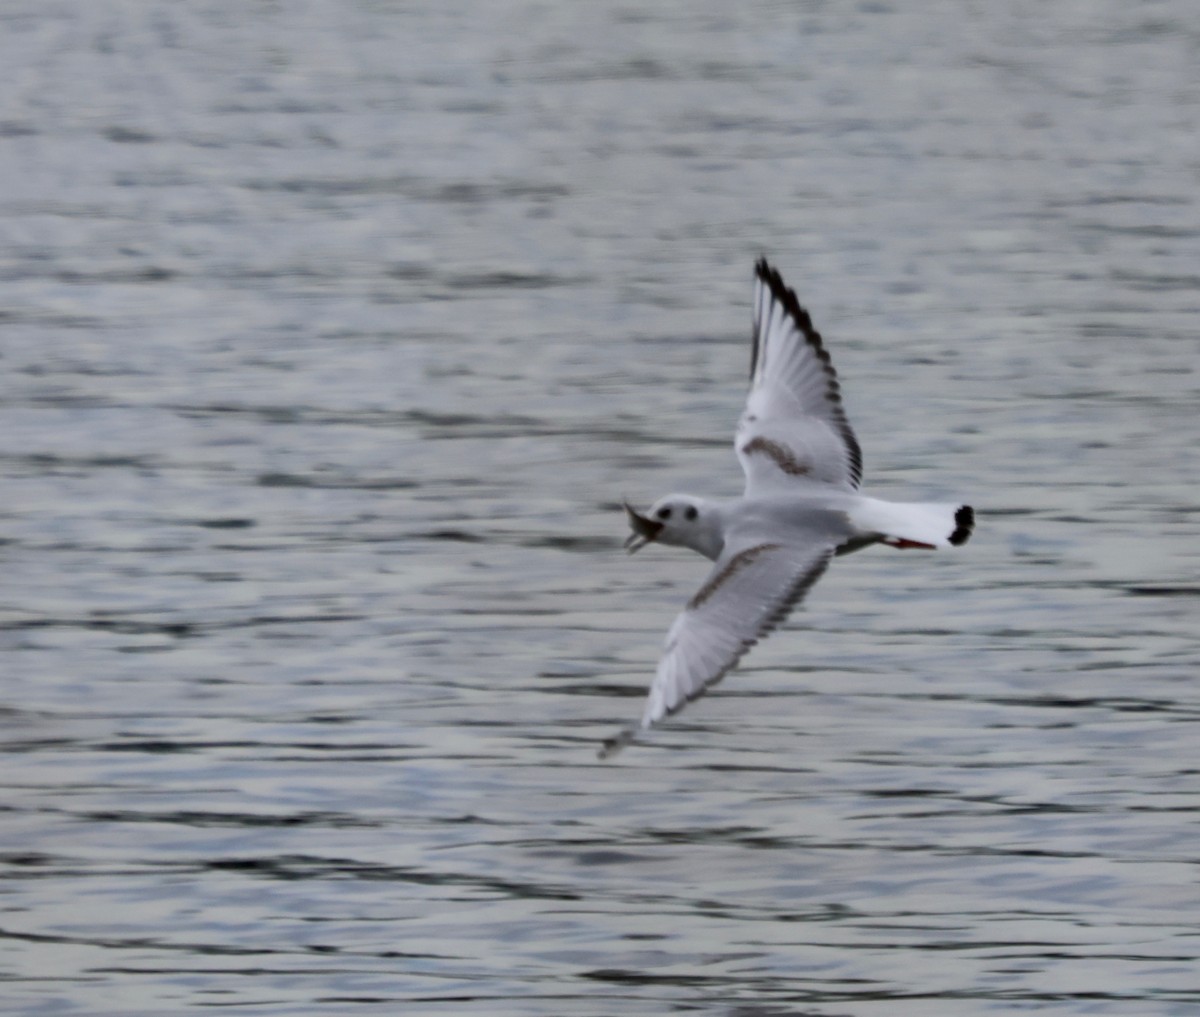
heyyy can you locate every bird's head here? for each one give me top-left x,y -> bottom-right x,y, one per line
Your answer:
623,495 -> 718,558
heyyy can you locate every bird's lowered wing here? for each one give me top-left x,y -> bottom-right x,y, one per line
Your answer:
601,536 -> 835,757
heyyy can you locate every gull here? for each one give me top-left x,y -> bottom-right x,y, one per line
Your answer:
601,259 -> 973,757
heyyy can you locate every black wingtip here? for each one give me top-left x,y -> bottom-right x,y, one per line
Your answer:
754,257 -> 787,298
756,255 -> 823,319
949,505 -> 974,547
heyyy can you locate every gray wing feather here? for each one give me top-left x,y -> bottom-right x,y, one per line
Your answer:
600,539 -> 834,757
736,260 -> 863,493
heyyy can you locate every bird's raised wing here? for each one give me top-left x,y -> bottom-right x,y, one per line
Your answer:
600,536 -> 835,757
736,259 -> 863,494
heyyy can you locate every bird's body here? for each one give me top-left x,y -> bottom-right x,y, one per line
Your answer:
604,259 -> 974,757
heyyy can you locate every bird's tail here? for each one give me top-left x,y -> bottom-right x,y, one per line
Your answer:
849,498 -> 974,550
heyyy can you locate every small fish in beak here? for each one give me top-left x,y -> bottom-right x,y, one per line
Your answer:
623,502 -> 663,553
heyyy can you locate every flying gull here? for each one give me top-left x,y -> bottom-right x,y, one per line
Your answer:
603,259 -> 973,756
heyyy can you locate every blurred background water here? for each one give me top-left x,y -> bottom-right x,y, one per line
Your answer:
2,2 -> 1199,1014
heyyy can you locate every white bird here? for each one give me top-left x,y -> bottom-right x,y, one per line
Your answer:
602,259 -> 974,757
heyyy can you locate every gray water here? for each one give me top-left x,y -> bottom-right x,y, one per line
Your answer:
3,2 -> 1199,1014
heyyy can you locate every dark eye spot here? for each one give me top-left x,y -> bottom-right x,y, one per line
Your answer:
656,507 -> 672,520
685,506 -> 698,521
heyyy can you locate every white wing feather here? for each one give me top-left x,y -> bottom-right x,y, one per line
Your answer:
736,259 -> 863,494
601,538 -> 834,756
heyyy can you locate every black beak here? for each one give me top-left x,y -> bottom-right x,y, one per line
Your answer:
623,502 -> 663,553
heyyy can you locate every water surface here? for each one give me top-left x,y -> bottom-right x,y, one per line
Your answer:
3,2 -> 1199,1014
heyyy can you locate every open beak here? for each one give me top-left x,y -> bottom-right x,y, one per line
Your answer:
623,502 -> 663,553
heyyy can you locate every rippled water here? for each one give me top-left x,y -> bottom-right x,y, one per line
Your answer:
3,2 -> 1199,1014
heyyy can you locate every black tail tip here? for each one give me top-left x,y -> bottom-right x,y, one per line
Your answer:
949,505 -> 974,547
